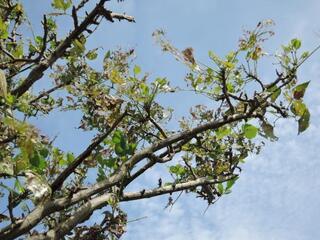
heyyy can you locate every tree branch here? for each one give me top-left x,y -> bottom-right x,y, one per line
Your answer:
0,111 -> 256,239
28,175 -> 235,239
28,194 -> 114,240
11,1 -> 134,98
99,8 -> 135,23
29,82 -> 67,105
121,175 -> 235,201
51,109 -> 128,192
220,68 -> 235,113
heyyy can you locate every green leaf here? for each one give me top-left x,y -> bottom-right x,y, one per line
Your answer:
85,49 -> 98,60
226,176 -> 239,190
293,81 -> 310,100
35,36 -> 43,47
301,51 -> 309,59
97,167 -> 106,182
12,43 -> 24,58
72,38 -> 86,54
261,121 -> 278,141
140,83 -> 149,96
169,164 -> 186,176
209,51 -> 223,66
5,94 -> 15,106
267,85 -> 281,102
291,38 -> 301,50
271,88 -> 281,102
113,131 -> 128,156
46,17 -> 57,31
217,183 -> 224,195
115,143 -> 126,156
109,69 -> 124,84
14,179 -> 25,194
215,126 -> 231,140
105,158 -> 117,169
30,151 -> 42,168
0,19 -> 8,39
169,166 -> 177,174
39,148 -> 49,158
104,50 -> 111,59
298,108 -> 310,134
226,82 -> 234,93
133,65 -> 141,75
127,143 -> 137,155
155,77 -> 167,87
30,151 -> 47,170
224,189 -> 232,194
52,0 -> 72,11
66,152 -> 75,163
242,124 -> 258,139
112,130 -> 123,144
282,44 -> 291,53
29,43 -> 38,55
291,100 -> 307,117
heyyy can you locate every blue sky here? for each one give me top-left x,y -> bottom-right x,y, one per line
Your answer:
22,1 -> 320,239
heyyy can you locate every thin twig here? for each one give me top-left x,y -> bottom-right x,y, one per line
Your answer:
29,82 -> 68,104
220,68 -> 234,113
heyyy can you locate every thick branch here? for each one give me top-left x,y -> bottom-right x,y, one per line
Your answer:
29,175 -> 235,239
29,194 -> 114,240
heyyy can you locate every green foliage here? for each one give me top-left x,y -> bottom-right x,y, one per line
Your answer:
30,149 -> 47,171
216,176 -> 239,195
267,85 -> 281,102
112,130 -> 136,157
0,19 -> 9,39
298,109 -> 310,134
293,81 -> 310,100
133,65 -> 141,75
242,124 -> 258,139
85,49 -> 98,60
51,0 -> 72,11
260,121 -> 278,141
169,164 -> 187,178
0,2 -> 316,238
291,38 -> 302,50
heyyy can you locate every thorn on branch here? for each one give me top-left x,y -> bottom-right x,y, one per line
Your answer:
158,178 -> 162,188
139,189 -> 145,196
276,69 -> 282,78
85,28 -> 93,34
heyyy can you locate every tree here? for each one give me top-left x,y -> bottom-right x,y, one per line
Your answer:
0,0 -> 316,239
